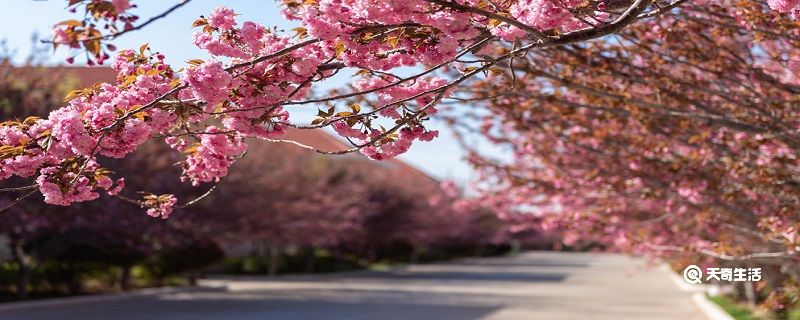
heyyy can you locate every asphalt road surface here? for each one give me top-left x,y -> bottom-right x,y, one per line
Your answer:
0,251 -> 706,320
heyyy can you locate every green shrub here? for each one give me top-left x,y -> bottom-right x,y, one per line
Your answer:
0,263 -> 18,289
146,240 -> 225,281
219,251 -> 361,275
788,308 -> 800,320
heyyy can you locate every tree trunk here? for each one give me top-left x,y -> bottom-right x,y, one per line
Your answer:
743,281 -> 756,306
65,264 -> 82,295
510,240 -> 521,255
186,272 -> 198,286
119,265 -> 132,291
267,244 -> 281,276
552,240 -> 562,251
15,265 -> 33,300
303,246 -> 316,273
9,238 -> 36,300
367,246 -> 377,263
409,245 -> 420,264
153,276 -> 164,287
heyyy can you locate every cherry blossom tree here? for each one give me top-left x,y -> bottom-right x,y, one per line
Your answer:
0,46 -> 506,297
196,141 -> 369,274
2,0 -> 800,306
450,1 -> 800,308
4,0 -> 791,215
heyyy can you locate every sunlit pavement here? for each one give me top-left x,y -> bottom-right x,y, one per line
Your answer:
0,251 -> 706,320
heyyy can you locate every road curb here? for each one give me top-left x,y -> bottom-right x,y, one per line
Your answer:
662,264 -> 705,293
692,293 -> 735,320
661,264 -> 734,320
0,284 -> 226,312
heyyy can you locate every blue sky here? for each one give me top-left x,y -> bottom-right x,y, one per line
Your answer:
0,0 -> 507,185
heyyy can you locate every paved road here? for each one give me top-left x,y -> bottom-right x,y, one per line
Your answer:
0,252 -> 706,320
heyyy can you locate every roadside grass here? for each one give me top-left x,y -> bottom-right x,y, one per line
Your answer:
708,295 -> 759,320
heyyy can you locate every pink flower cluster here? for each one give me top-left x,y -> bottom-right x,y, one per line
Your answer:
332,121 -> 368,140
37,167 -> 100,206
0,125 -> 50,179
353,76 -> 450,119
768,0 -> 800,12
51,0 -> 140,65
182,61 -> 233,107
36,162 -> 124,206
0,48 -> 175,207
112,0 -> 131,13
145,194 -> 177,219
170,127 -> 247,186
283,0 -> 477,69
186,13 -> 320,140
207,6 -> 237,30
494,0 -> 594,40
361,126 -> 439,161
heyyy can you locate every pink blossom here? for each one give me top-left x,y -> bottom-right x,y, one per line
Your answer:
182,61 -> 233,105
107,178 -> 125,196
179,127 -> 247,186
112,0 -> 131,13
332,121 -> 367,140
208,6 -> 237,30
419,130 -> 439,142
192,33 -> 248,58
768,0 -> 800,12
52,27 -> 77,48
36,168 -> 100,206
50,108 -> 96,156
240,21 -> 266,51
146,194 -> 177,219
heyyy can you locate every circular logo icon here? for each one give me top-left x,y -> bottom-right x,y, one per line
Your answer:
683,265 -> 703,284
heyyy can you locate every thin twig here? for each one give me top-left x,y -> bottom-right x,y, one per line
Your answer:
0,189 -> 37,214
0,184 -> 38,192
44,0 -> 193,44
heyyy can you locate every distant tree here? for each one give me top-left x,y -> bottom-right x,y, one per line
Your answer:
199,142 -> 368,274
458,2 -> 800,309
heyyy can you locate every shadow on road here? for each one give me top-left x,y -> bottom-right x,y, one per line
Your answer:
345,270 -> 568,282
454,260 -> 589,268
4,290 -> 504,320
0,252 -> 704,320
